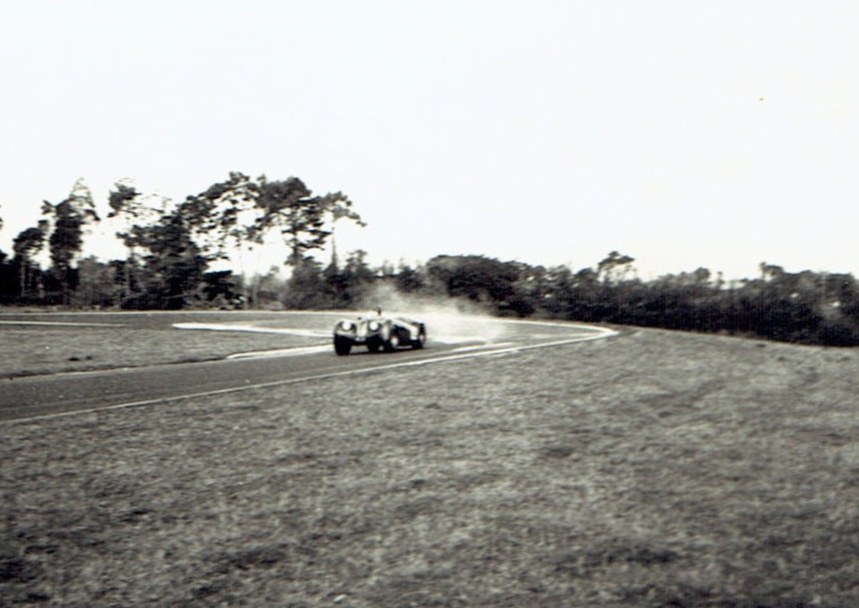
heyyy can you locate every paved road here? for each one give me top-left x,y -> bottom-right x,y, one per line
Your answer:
0,315 -> 615,423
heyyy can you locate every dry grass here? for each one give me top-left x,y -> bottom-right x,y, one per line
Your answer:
2,328 -> 859,607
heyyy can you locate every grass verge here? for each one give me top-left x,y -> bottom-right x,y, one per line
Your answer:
2,328 -> 859,607
0,326 -> 321,378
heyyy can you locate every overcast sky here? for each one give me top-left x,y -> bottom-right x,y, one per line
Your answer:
1,0 -> 857,279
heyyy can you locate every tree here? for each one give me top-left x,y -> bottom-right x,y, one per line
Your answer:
108,181 -> 142,218
505,264 -> 554,318
179,172 -> 265,308
200,270 -> 242,307
0,205 -> 11,300
341,249 -> 376,304
181,173 -> 364,307
255,176 -> 356,267
107,180 -> 143,303
326,192 -> 365,267
538,265 -> 574,315
252,266 -> 285,307
107,180 -> 171,306
597,251 -> 635,284
567,266 -> 601,320
426,255 -> 520,308
395,262 -> 424,293
0,252 -> 14,301
47,200 -> 83,303
43,179 -> 101,304
180,172 -> 260,263
319,249 -> 376,308
73,257 -> 117,308
12,223 -> 48,298
283,256 -> 325,309
134,211 -> 208,309
109,196 -> 209,309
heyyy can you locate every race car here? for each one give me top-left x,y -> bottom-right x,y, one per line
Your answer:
333,312 -> 427,355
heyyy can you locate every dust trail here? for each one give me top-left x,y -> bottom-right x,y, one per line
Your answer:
359,284 -> 507,345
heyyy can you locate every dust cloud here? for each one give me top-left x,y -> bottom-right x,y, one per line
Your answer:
361,284 -> 508,345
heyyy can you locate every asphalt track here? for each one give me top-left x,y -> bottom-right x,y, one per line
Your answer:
0,314 -> 616,424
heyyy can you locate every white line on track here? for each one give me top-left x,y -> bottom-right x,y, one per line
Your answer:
5,325 -> 616,425
450,342 -> 515,353
227,345 -> 331,359
173,322 -> 329,338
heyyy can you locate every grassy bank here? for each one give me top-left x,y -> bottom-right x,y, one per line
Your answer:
2,328 -> 858,606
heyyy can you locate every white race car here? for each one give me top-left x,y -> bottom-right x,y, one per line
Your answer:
333,312 -> 427,356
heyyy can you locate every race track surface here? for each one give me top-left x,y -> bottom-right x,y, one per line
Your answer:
0,312 -> 615,423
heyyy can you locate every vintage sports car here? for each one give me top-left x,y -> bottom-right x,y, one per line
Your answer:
333,312 -> 427,355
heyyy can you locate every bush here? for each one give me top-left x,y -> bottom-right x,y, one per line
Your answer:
817,317 -> 859,346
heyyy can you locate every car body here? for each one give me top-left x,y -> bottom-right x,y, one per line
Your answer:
333,314 -> 427,355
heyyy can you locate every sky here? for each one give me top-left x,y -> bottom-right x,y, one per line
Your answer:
1,0 -> 858,280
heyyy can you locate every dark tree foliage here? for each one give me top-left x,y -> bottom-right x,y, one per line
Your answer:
0,250 -> 14,302
107,181 -> 149,305
283,250 -> 377,310
73,257 -> 116,308
180,172 -> 363,269
597,250 -> 636,284
48,199 -> 84,303
416,253 -> 859,346
283,257 -> 327,309
179,172 -> 363,309
201,270 -> 243,308
426,255 -> 520,305
255,176 -> 356,267
42,180 -> 100,304
179,171 -> 259,263
11,223 -> 48,299
123,212 -> 208,310
108,182 -> 142,218
0,215 -> 17,300
320,252 -> 361,309
395,263 -> 424,294
323,259 -> 352,308
0,207 -> 8,298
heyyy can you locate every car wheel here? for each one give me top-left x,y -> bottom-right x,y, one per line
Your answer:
412,329 -> 426,349
383,330 -> 400,352
367,340 -> 381,353
334,336 -> 352,356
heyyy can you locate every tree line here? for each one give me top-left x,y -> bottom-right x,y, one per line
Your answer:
2,177 -> 858,346
0,173 -> 362,309
383,253 -> 858,347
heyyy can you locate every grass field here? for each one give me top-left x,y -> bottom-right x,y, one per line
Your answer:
2,323 -> 859,607
0,312 -> 328,378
